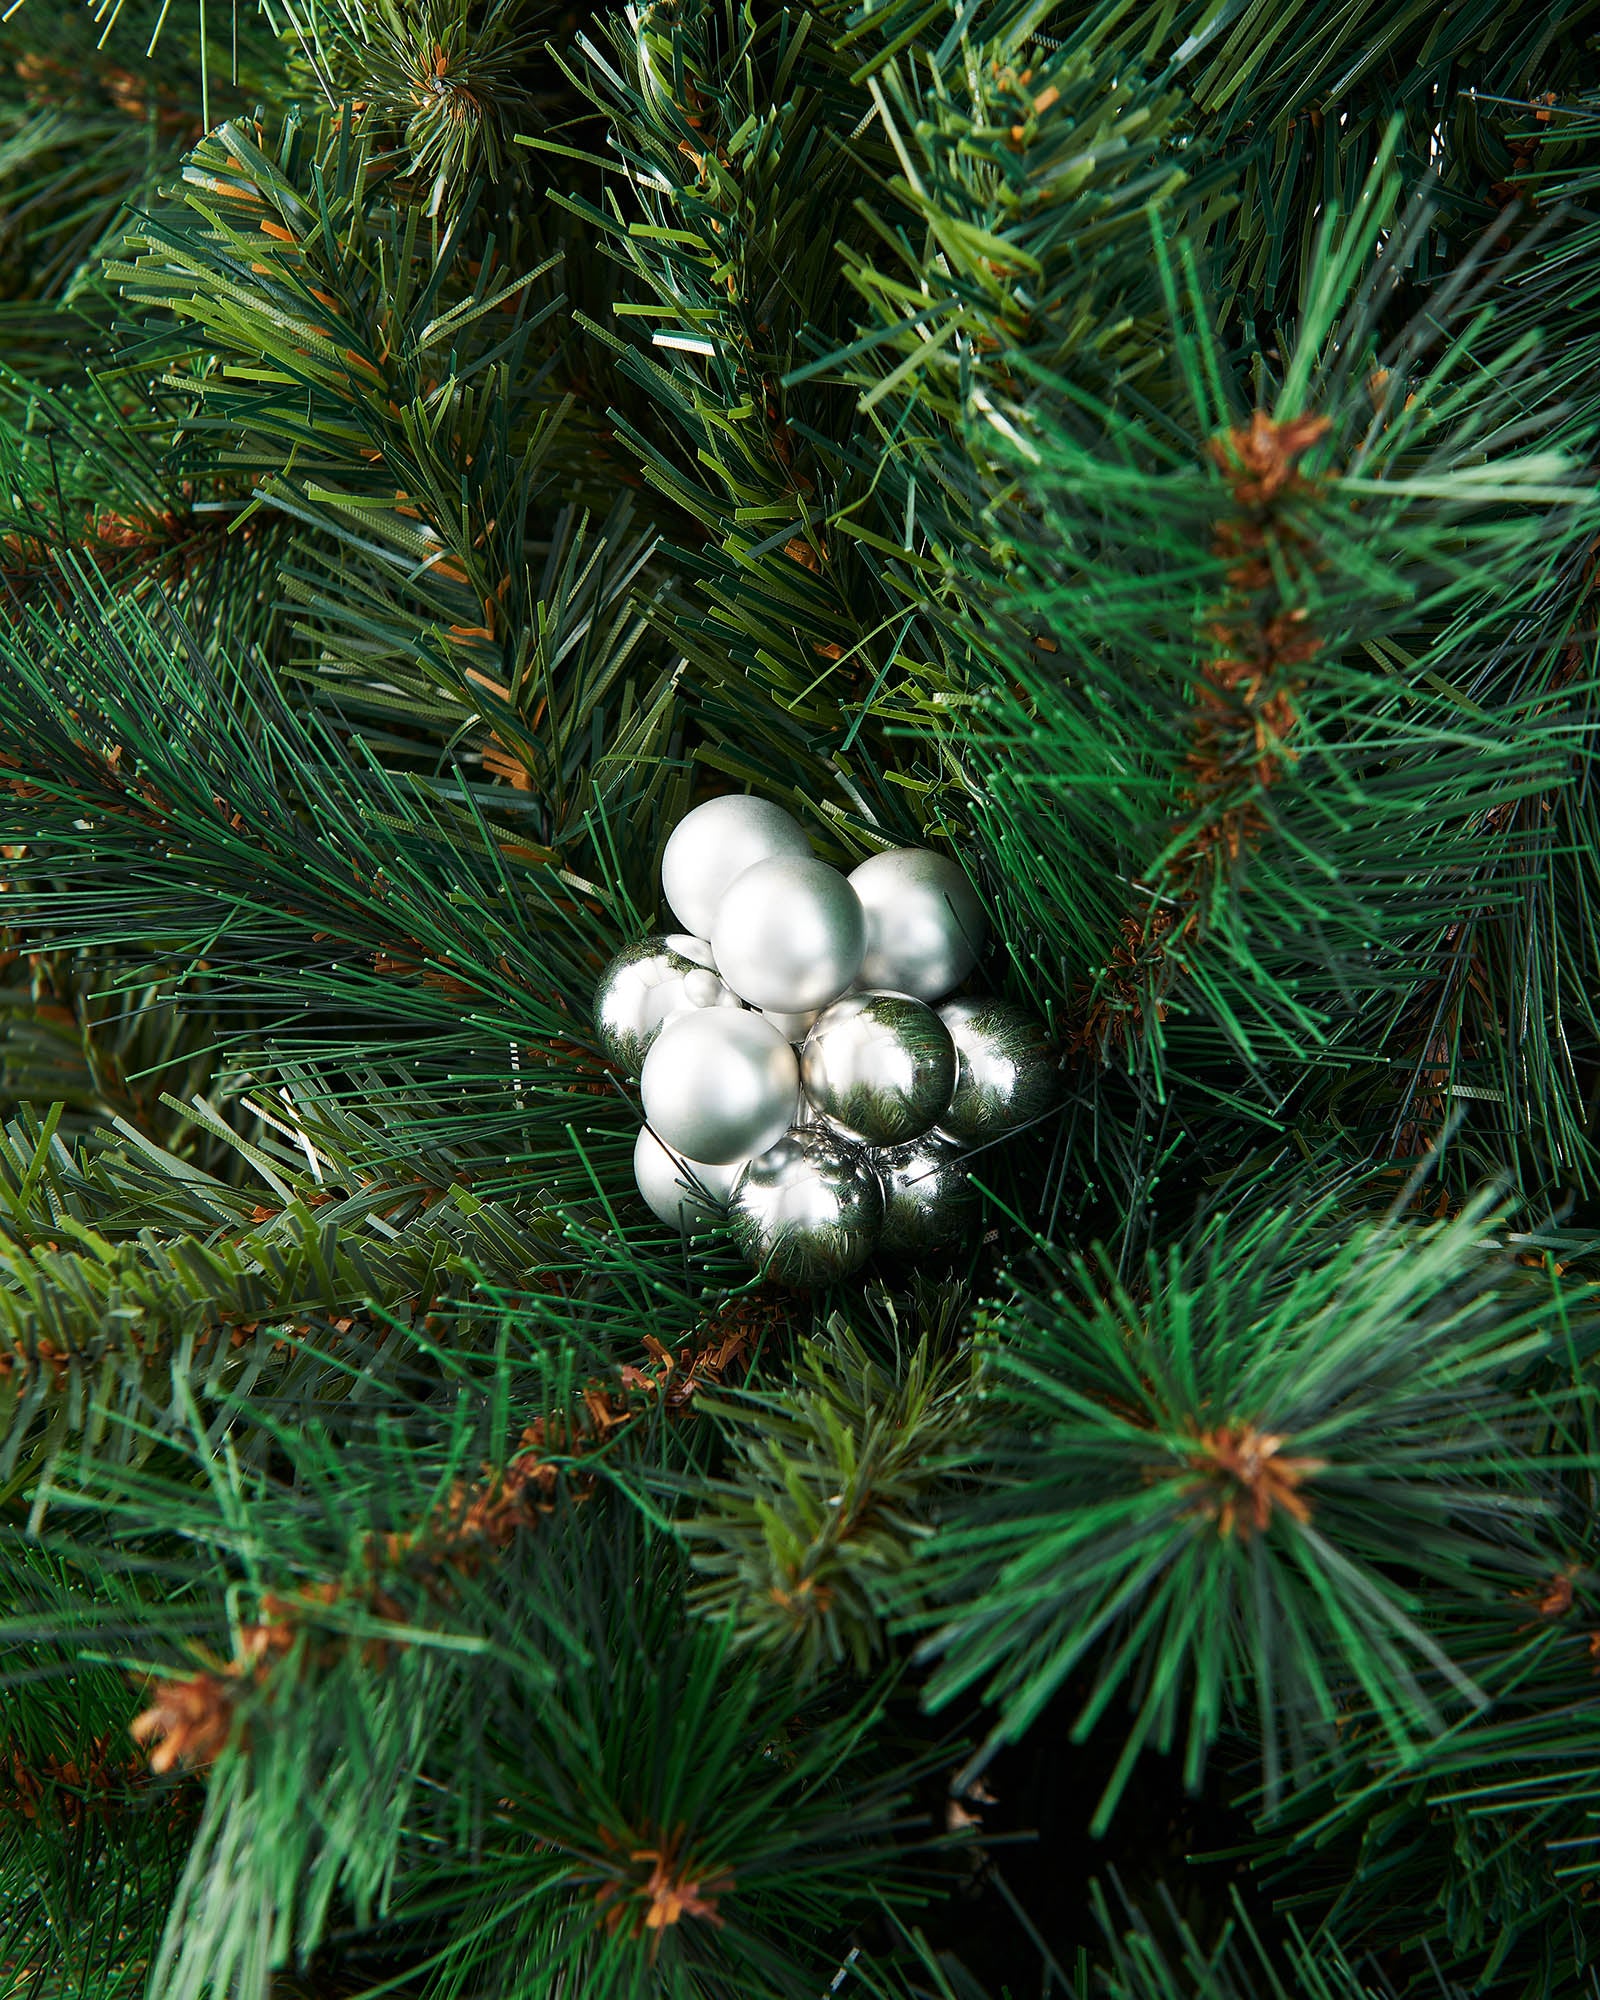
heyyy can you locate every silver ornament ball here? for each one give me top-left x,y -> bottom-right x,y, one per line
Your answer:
800,991 -> 956,1147
710,856 -> 866,1013
661,795 -> 813,938
640,1009 -> 799,1165
665,932 -> 718,968
938,998 -> 1059,1144
763,1005 -> 819,1043
633,1125 -> 743,1233
873,1133 -> 979,1256
594,935 -> 743,1073
728,1124 -> 883,1287
848,848 -> 987,1002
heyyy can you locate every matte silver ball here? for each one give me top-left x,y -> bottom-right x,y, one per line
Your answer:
710,857 -> 866,1013
661,796 -> 813,937
848,849 -> 987,1002
938,999 -> 1059,1144
633,1126 -> 743,1233
763,1006 -> 819,1043
640,1009 -> 799,1165
594,935 -> 743,1072
873,1133 -> 979,1256
665,932 -> 718,967
800,991 -> 956,1147
728,1125 -> 883,1287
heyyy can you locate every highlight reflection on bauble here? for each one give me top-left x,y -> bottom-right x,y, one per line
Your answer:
727,1125 -> 885,1287
848,848 -> 988,1001
593,934 -> 742,1073
938,998 -> 1060,1144
800,991 -> 956,1147
660,794 -> 813,937
872,1132 -> 979,1255
709,854 -> 866,1012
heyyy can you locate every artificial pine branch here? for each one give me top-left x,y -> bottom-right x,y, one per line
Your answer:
279,0 -> 548,220
684,1309 -> 985,1676
0,1 -> 1598,1993
911,1184 -> 1589,1830
933,154 -> 1600,1197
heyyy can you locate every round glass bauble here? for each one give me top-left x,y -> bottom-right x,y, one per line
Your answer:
660,796 -> 812,938
709,856 -> 866,1013
640,1009 -> 799,1165
873,1133 -> 979,1255
848,848 -> 987,1002
633,1125 -> 743,1233
800,991 -> 956,1147
937,999 -> 1058,1144
728,1124 -> 883,1286
594,935 -> 742,1073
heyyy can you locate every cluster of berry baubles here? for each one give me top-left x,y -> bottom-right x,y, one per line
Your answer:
593,795 -> 1057,1287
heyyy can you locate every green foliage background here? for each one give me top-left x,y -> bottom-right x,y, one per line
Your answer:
0,0 -> 1599,1993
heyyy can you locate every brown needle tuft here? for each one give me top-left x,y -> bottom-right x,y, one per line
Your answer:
1179,1423 -> 1325,1539
595,1824 -> 733,1948
129,1670 -> 240,1774
1080,410 -> 1333,1051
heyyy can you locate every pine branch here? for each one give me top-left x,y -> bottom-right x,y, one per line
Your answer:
547,0 -> 976,830
11,1431 -> 950,2000
0,0 -> 274,310
1090,1875 -> 1467,2000
1244,1338 -> 1600,1995
0,575 -> 658,1110
910,1185 -> 1586,1832
384,1502 -> 947,2000
827,19 -> 1196,432
0,1545 -> 198,1998
933,151 -> 1600,1194
278,0 -> 551,222
107,103 -> 677,803
684,1310 -> 986,1677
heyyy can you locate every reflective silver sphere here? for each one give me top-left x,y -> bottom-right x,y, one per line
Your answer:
709,856 -> 866,1013
938,999 -> 1059,1144
633,1125 -> 743,1233
594,935 -> 742,1073
873,1133 -> 979,1255
848,848 -> 987,1002
800,991 -> 956,1147
661,795 -> 813,937
640,1010 -> 799,1165
728,1125 -> 883,1286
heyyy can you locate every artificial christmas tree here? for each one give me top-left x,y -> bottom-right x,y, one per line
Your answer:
1,0 -> 1599,1994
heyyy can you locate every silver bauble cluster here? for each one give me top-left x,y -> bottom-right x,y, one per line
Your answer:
592,794 -> 1057,1286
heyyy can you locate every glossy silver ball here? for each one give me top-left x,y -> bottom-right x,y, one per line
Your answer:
938,999 -> 1059,1144
633,1125 -> 743,1233
594,935 -> 743,1072
848,848 -> 987,1002
800,991 -> 956,1147
640,1009 -> 799,1165
873,1133 -> 979,1255
661,795 -> 813,937
728,1125 -> 883,1287
709,856 -> 866,1013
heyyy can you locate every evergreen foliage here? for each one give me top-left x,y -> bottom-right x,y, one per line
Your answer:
0,0 -> 1599,1994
